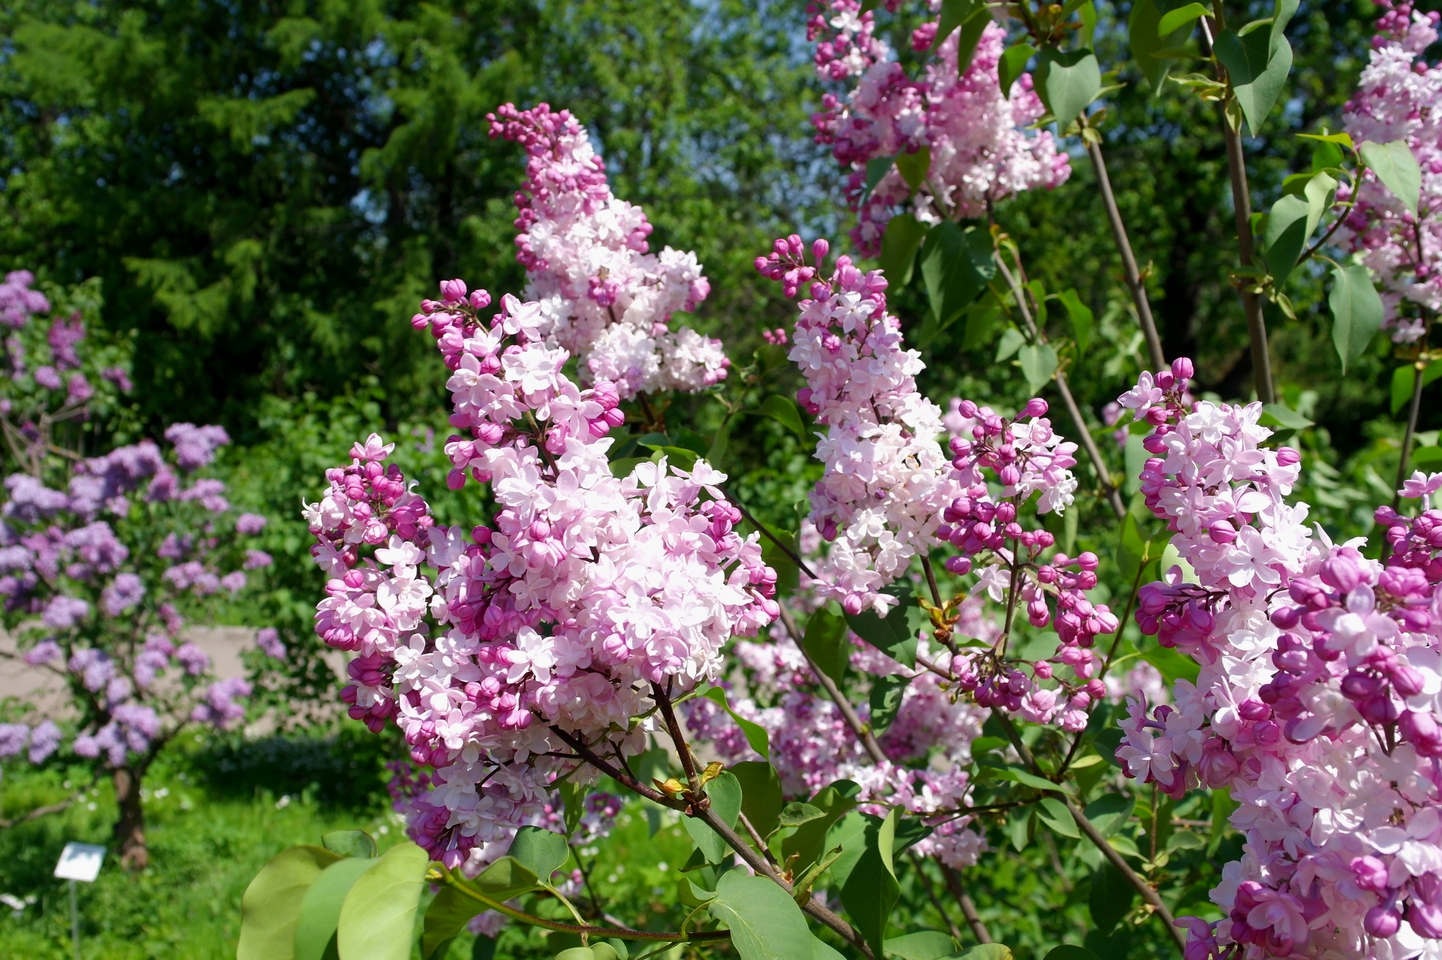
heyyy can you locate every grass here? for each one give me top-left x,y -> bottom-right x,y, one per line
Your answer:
0,729 -> 397,960
0,730 -> 708,960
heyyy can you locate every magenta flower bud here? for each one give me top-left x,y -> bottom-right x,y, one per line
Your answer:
812,238 -> 829,262
1276,447 -> 1301,466
1393,664 -> 1427,697
1402,710 -> 1442,755
1411,902 -> 1442,939
1366,906 -> 1402,938
439,278 -> 467,303
468,290 -> 491,309
1270,605 -> 1301,629
1171,357 -> 1194,381
1209,519 -> 1238,544
842,594 -> 865,616
1022,398 -> 1048,418
1321,554 -> 1364,592
944,556 -> 972,576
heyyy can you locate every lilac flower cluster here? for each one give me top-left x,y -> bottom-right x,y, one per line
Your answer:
0,271 -> 130,460
808,2 -> 1070,256
1338,0 -> 1441,342
0,424 -> 268,769
757,236 -> 959,616
486,103 -> 729,398
307,279 -> 777,876
1113,362 -> 1442,957
688,621 -> 988,870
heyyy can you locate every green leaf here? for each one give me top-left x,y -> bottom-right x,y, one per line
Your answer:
1214,26 -> 1292,137
1392,363 -> 1442,415
919,221 -> 994,327
838,809 -> 901,960
733,761 -> 784,839
1157,2 -> 1209,33
782,780 -> 862,874
1036,49 -> 1101,125
995,327 -> 1026,363
1359,140 -> 1422,216
868,673 -> 910,735
998,43 -> 1035,96
1259,403 -> 1313,430
421,887 -> 488,960
1118,512 -> 1147,584
321,831 -> 378,861
1329,261 -> 1383,374
935,0 -> 982,46
559,780 -> 586,836
336,843 -> 430,960
508,826 -> 569,883
556,947 -> 623,960
1088,862 -> 1135,934
1128,0 -> 1189,92
895,147 -> 932,192
1007,808 -> 1033,852
884,930 -> 957,960
1056,290 -> 1093,356
880,214 -> 928,288
780,802 -> 826,827
702,687 -> 771,758
1083,794 -> 1134,837
1043,947 -> 1104,960
1270,0 -> 1299,51
953,948 -> 1013,960
295,857 -> 376,960
1017,342 -> 1058,393
1261,193 -> 1311,289
802,609 -> 851,685
471,856 -> 541,901
955,14 -> 990,74
843,584 -> 923,668
1036,797 -> 1080,839
1141,643 -> 1201,685
862,155 -> 896,202
707,870 -> 816,960
995,767 -> 1070,795
1304,171 -> 1338,234
682,770 -> 744,864
1413,445 -> 1442,469
757,395 -> 806,440
238,845 -> 342,960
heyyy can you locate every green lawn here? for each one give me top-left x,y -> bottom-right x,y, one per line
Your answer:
0,731 -> 703,960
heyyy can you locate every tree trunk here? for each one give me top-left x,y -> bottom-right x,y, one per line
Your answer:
112,766 -> 148,871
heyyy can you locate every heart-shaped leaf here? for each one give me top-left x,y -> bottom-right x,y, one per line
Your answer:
238,846 -> 342,960
1329,262 -> 1383,374
336,843 -> 430,960
1359,139 -> 1421,216
1215,26 -> 1292,136
998,43 -> 1035,96
707,870 -> 815,960
879,214 -> 928,288
1036,48 -> 1101,125
508,826 -> 569,883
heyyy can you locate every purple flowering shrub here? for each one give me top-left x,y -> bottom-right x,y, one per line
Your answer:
0,272 -> 273,870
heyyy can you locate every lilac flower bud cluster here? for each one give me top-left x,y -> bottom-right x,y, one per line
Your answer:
686,627 -> 987,869
0,420 -> 269,772
486,103 -> 729,398
935,398 -> 1118,731
1113,360 -> 1442,957
808,2 -> 1070,256
309,280 -> 777,875
1338,0 -> 1441,343
757,236 -> 959,615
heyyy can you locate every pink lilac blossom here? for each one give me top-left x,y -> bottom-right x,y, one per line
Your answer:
307,280 -> 777,875
486,104 -> 729,398
809,2 -> 1070,256
686,623 -> 988,869
1113,360 -> 1442,958
757,236 -> 959,616
1338,0 -> 1442,342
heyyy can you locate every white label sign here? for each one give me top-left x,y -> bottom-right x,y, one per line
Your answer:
53,842 -> 106,882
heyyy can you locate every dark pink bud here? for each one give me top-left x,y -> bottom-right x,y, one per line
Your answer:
1366,906 -> 1402,938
